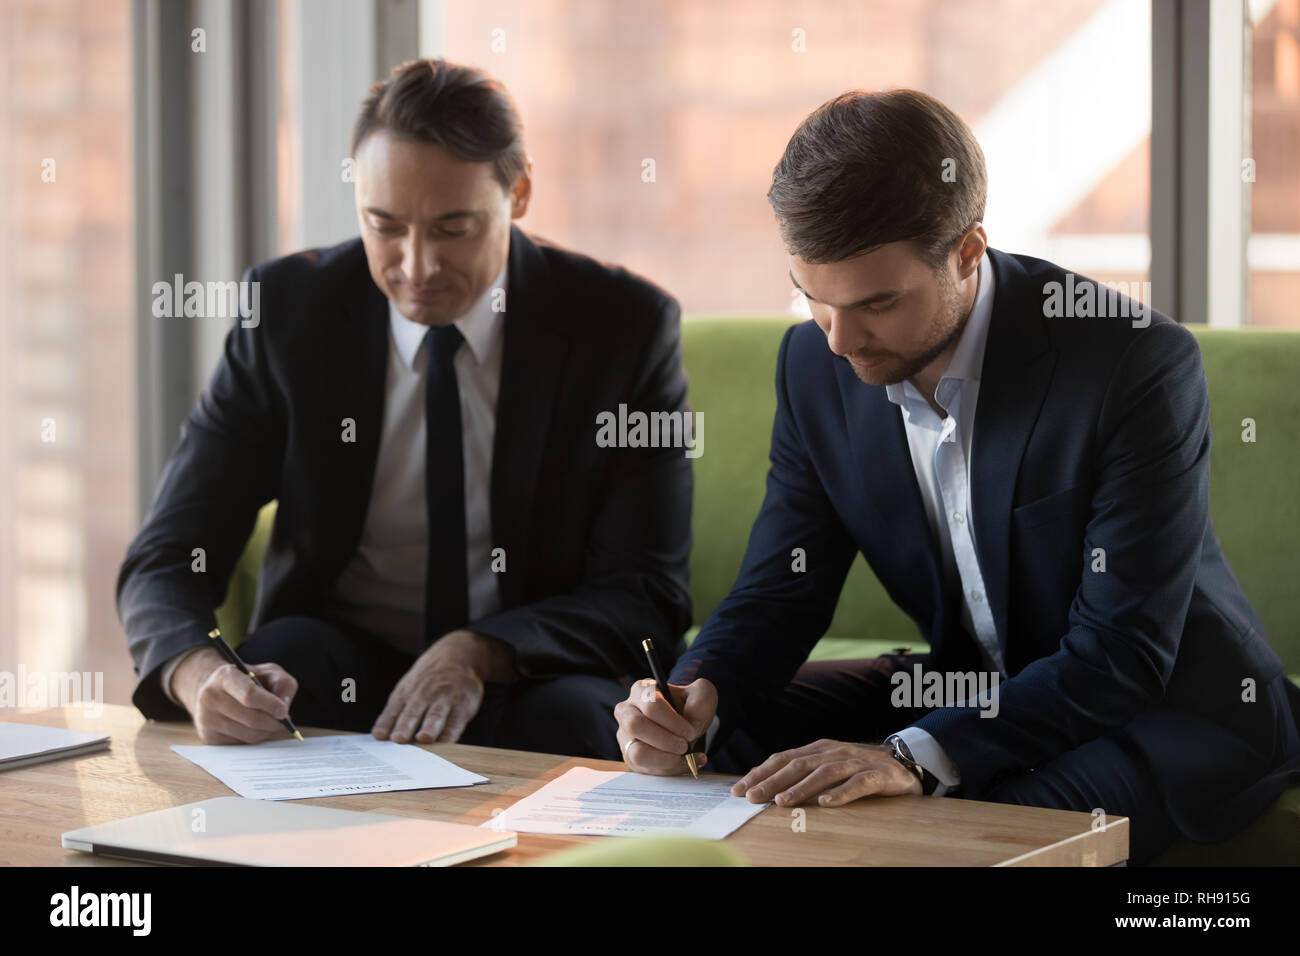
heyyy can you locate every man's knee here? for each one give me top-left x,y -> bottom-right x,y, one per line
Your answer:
969,737 -> 1179,866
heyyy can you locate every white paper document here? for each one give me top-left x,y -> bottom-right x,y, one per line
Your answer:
171,734 -> 488,800
484,767 -> 770,839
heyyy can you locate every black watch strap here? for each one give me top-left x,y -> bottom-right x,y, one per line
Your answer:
919,765 -> 940,796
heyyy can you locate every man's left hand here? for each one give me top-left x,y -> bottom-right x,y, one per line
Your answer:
733,738 -> 923,806
371,630 -> 515,744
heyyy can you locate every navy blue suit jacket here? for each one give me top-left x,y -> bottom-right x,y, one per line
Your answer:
672,247 -> 1300,842
120,226 -> 694,721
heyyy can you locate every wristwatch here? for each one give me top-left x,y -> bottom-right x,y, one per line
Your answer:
885,734 -> 940,796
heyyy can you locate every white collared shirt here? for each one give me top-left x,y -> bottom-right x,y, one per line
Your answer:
161,264 -> 508,701
323,264 -> 509,657
885,252 -> 997,796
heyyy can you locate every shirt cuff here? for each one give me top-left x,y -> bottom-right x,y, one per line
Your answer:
893,726 -> 962,797
159,646 -> 205,707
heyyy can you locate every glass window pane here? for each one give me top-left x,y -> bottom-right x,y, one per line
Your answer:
434,0 -> 1151,315
0,0 -> 136,704
1249,0 -> 1300,329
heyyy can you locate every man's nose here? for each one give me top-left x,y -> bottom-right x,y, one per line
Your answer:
401,234 -> 442,286
823,309 -> 863,357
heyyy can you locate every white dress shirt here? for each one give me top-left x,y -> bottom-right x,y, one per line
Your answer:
885,252 -> 998,796
160,263 -> 508,701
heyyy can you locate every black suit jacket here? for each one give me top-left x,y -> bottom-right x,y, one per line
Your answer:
672,247 -> 1300,842
120,225 -> 694,720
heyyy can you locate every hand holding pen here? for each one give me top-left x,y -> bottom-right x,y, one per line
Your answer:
613,638 -> 717,776
207,628 -> 304,742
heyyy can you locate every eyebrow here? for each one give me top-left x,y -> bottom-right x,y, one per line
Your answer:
789,270 -> 899,309
363,207 -> 479,222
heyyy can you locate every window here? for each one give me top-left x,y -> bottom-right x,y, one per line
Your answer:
1249,0 -> 1300,328
0,0 -> 136,702
431,0 -> 1152,315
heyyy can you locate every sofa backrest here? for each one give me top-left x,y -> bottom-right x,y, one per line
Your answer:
1189,328 -> 1300,671
680,319 -> 1300,672
679,318 -> 916,648
217,320 -> 1300,676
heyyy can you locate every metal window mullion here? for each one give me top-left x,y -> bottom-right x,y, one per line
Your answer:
132,0 -> 195,520
1151,0 -> 1249,328
1151,0 -> 1183,322
1205,0 -> 1249,328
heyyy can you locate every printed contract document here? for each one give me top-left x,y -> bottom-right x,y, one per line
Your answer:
171,734 -> 487,800
485,767 -> 770,838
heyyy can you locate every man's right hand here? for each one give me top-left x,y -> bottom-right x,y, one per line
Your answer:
615,677 -> 717,775
173,647 -> 300,744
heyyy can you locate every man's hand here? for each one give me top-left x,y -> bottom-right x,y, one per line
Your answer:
175,647 -> 300,745
615,677 -> 717,774
371,630 -> 515,744
733,738 -> 922,806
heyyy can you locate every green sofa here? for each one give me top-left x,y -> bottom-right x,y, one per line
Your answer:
216,319 -> 1300,865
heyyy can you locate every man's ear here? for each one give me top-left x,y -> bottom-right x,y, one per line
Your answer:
509,159 -> 533,219
956,223 -> 987,278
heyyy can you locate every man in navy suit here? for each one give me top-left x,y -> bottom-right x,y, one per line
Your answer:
119,59 -> 692,756
614,88 -> 1300,865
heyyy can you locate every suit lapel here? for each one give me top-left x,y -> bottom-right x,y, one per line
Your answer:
837,360 -> 947,637
971,249 -> 1056,656
320,244 -> 389,584
490,226 -> 570,605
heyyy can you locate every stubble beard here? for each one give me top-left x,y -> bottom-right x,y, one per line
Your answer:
848,268 -> 970,387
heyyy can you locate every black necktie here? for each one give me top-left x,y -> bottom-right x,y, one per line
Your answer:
424,323 -> 467,647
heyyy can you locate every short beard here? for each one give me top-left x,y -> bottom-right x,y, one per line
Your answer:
848,268 -> 969,386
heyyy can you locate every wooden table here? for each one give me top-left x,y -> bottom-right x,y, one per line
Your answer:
1,705 -> 1128,866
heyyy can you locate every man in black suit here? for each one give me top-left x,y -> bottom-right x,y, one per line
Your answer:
118,58 -> 692,757
614,88 -> 1300,865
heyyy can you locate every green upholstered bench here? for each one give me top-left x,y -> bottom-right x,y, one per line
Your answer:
216,319 -> 1300,865
527,834 -> 747,866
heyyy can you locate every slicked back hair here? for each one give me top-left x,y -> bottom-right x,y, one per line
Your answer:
351,57 -> 526,193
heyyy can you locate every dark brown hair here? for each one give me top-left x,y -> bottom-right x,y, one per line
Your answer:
350,58 -> 527,193
767,89 -> 986,269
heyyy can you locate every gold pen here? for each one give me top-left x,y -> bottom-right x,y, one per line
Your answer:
641,638 -> 699,778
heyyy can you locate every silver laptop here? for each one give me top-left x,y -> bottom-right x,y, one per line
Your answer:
62,796 -> 515,866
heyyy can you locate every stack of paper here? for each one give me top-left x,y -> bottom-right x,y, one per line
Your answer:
0,722 -> 110,771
